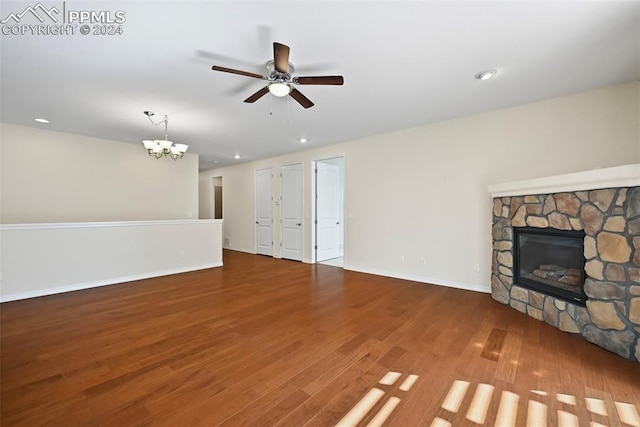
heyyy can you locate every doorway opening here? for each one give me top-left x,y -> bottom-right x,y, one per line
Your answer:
211,176 -> 223,220
312,156 -> 345,267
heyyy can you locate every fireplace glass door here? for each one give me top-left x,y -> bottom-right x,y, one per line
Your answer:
513,227 -> 586,305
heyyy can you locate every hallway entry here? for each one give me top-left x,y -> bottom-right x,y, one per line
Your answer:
313,156 -> 345,266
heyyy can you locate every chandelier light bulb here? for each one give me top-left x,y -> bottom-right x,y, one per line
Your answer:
159,140 -> 173,150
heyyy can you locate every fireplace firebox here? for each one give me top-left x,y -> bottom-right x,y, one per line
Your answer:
513,227 -> 586,305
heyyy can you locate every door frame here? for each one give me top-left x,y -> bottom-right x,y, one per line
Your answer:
311,154 -> 346,264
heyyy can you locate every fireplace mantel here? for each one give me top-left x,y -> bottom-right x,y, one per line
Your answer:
489,164 -> 640,198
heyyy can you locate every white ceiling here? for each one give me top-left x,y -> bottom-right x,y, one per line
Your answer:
1,1 -> 638,170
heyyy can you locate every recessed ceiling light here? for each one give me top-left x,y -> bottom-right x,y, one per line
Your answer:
234,154 -> 240,159
299,137 -> 308,143
34,118 -> 50,123
474,69 -> 498,80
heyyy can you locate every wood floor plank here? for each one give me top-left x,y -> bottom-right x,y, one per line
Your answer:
495,325 -> 523,384
481,328 -> 508,361
1,249 -> 639,426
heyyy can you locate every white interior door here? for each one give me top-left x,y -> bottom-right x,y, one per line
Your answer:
280,163 -> 303,261
255,168 -> 273,256
316,162 -> 342,261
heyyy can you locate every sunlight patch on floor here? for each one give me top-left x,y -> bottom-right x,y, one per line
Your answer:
337,375 -> 640,427
585,397 -> 608,416
495,391 -> 519,427
335,388 -> 385,427
399,374 -> 419,392
433,379 -> 640,427
378,371 -> 401,386
334,371 -> 419,427
366,396 -> 401,427
527,400 -> 547,427
466,383 -> 494,424
557,393 -> 577,405
441,380 -> 470,413
615,402 -> 640,426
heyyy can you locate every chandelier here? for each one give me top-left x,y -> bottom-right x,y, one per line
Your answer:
141,111 -> 188,160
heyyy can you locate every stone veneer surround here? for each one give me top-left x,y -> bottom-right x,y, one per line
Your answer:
489,170 -> 640,361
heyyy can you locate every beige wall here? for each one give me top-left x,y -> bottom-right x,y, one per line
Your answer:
199,82 -> 640,292
1,123 -> 199,223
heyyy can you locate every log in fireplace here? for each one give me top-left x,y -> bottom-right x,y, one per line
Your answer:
513,227 -> 586,305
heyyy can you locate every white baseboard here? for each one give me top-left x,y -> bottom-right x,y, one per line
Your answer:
0,262 -> 223,303
343,264 -> 491,294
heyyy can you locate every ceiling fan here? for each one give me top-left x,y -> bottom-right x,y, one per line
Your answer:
211,42 -> 344,109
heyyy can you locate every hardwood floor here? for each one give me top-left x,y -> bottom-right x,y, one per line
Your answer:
1,250 -> 639,426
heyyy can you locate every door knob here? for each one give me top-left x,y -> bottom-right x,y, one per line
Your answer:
255,221 -> 258,224
296,223 -> 301,226
336,222 -> 340,225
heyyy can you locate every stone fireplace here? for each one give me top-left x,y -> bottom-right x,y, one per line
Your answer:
488,165 -> 640,361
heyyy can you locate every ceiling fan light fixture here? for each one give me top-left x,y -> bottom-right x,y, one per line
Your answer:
269,82 -> 291,97
211,42 -> 343,108
475,69 -> 498,80
34,117 -> 50,123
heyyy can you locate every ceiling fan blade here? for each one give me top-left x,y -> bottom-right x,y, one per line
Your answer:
295,76 -> 344,85
289,88 -> 314,109
211,65 -> 264,80
244,86 -> 270,103
273,42 -> 290,73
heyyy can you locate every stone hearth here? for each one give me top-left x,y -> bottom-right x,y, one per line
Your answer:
489,166 -> 640,362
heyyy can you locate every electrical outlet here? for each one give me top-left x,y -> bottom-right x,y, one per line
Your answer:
420,258 -> 426,266
179,250 -> 185,258
400,256 -> 405,263
474,264 -> 480,272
